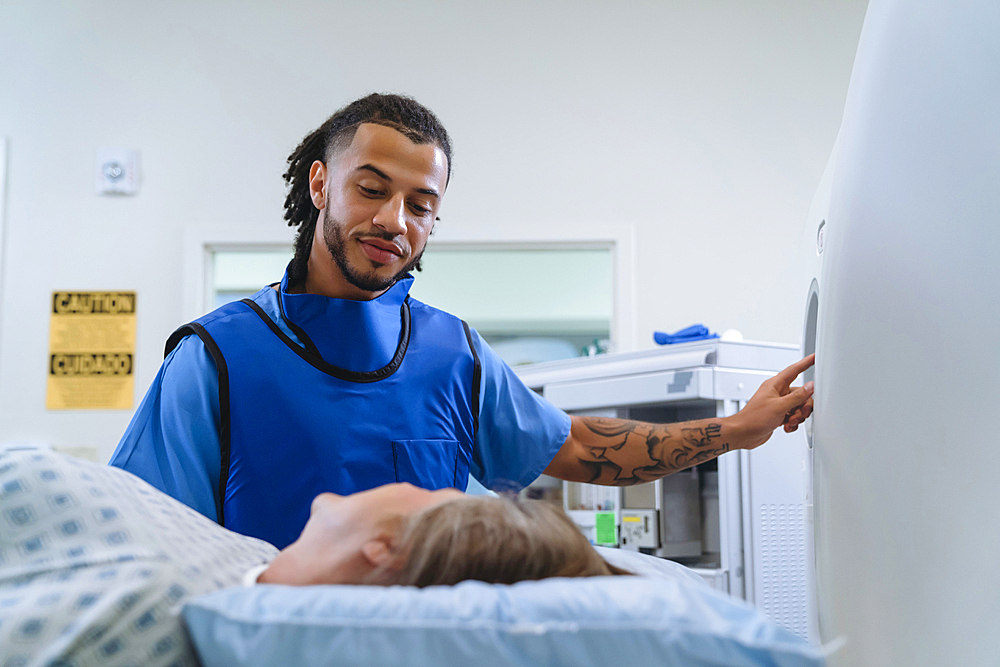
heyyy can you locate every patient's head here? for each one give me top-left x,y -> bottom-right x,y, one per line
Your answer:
259,483 -> 628,586
375,492 -> 630,586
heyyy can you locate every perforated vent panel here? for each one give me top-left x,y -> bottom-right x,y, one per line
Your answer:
758,504 -> 808,639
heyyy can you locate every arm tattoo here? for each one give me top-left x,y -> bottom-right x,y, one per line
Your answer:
576,417 -> 729,486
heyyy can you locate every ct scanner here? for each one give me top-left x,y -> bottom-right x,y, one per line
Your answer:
807,0 -> 1000,663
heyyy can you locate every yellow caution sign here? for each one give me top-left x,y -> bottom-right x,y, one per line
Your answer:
46,291 -> 136,410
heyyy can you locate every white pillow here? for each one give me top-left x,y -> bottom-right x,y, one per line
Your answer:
183,548 -> 824,667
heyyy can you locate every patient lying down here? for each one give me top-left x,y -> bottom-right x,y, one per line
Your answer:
260,483 -> 630,587
0,449 -> 627,667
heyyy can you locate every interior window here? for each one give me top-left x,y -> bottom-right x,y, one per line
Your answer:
212,250 -> 292,309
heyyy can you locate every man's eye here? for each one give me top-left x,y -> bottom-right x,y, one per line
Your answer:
359,186 -> 383,197
409,203 -> 430,215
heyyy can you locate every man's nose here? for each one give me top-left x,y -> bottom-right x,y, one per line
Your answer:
372,194 -> 407,236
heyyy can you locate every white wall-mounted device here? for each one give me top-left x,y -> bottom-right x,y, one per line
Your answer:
96,148 -> 139,195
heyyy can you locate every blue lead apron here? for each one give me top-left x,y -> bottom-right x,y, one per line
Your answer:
165,274 -> 480,549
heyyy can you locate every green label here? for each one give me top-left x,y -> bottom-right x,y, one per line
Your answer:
595,512 -> 616,545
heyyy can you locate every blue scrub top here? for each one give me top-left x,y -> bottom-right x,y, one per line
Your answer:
110,285 -> 571,523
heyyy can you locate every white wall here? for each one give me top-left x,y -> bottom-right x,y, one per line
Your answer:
0,0 -> 866,462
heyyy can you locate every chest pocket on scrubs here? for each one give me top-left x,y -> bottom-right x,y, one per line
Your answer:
392,439 -> 470,490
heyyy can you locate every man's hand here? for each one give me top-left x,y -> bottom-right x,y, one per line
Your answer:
731,354 -> 815,450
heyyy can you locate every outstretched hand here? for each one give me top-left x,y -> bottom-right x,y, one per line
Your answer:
732,354 -> 815,450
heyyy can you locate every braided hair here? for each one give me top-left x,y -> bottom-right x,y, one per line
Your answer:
282,93 -> 453,287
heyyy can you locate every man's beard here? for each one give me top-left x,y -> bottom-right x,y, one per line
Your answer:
322,208 -> 424,293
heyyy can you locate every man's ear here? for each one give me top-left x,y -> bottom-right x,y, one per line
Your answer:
308,160 -> 327,210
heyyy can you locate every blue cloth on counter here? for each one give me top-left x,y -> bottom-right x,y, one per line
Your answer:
654,324 -> 720,345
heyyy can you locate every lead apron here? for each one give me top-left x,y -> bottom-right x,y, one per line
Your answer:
166,295 -> 480,549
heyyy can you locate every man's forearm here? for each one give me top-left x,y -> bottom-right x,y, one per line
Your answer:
544,415 -> 740,486
542,355 -> 815,486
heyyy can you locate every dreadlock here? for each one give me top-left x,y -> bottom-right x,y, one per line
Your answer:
282,93 -> 453,287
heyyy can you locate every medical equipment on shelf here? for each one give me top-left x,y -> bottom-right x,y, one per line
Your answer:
515,339 -> 816,642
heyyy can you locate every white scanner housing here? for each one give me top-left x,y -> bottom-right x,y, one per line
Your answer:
812,1 -> 1000,664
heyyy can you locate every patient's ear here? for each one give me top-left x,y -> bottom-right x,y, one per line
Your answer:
360,537 -> 395,568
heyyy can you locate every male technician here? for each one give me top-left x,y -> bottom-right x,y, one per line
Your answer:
111,94 -> 814,549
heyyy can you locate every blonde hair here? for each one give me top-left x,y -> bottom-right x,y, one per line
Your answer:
372,496 -> 631,587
